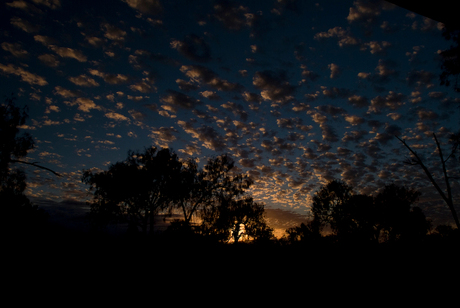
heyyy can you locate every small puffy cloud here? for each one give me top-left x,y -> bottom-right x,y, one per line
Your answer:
1,42 -> 28,57
128,109 -> 146,120
363,41 -> 391,54
300,64 -> 320,82
253,70 -> 296,103
0,63 -> 48,86
7,0 -> 35,10
342,130 -> 367,144
213,1 -> 253,31
374,123 -> 402,145
178,120 -> 227,152
105,112 -> 129,121
38,54 -> 60,67
321,87 -> 352,99
69,74 -> 100,87
45,105 -> 60,113
417,109 -> 438,121
406,45 -> 424,63
314,26 -> 360,47
406,69 -> 435,88
387,112 -> 401,121
31,0 -> 61,9
348,95 -> 369,108
309,110 -> 328,124
161,90 -> 201,113
170,34 -> 211,62
178,143 -> 201,156
221,101 -> 247,121
123,0 -> 162,15
428,91 -> 445,99
316,104 -> 347,117
347,0 -> 392,27
75,97 -> 98,112
319,123 -> 339,142
49,45 -> 87,62
150,127 -> 177,148
357,72 -> 371,79
176,79 -> 198,91
34,35 -> 57,46
359,59 -> 398,84
328,63 -> 341,79
239,158 -> 257,168
180,65 -> 240,91
89,69 -> 130,85
101,23 -> 127,41
200,90 -> 221,100
368,91 -> 405,114
345,115 -> 365,126
277,117 -> 303,129
54,86 -> 81,98
10,17 -> 39,32
129,79 -> 156,93
374,58 -> 397,79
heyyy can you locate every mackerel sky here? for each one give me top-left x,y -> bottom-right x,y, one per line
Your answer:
1,0 -> 459,229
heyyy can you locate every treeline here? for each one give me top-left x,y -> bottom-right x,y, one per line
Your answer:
82,147 -> 458,246
82,147 -> 273,243
286,180 -> 434,245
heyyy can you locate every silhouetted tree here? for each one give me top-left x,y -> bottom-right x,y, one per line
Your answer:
439,27 -> 460,92
174,154 -> 252,230
285,221 -> 321,244
396,134 -> 460,229
1,95 -> 50,236
82,147 -> 183,235
310,180 -> 353,236
337,194 -> 380,242
310,180 -> 430,243
200,195 -> 273,243
374,183 -> 427,242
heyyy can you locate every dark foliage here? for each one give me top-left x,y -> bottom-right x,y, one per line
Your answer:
305,180 -> 431,244
440,27 -> 460,92
82,147 -> 183,234
0,95 -> 49,237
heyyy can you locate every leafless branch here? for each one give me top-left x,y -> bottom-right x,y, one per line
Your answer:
10,159 -> 61,177
395,134 -> 460,229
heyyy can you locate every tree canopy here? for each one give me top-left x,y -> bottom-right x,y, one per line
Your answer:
0,95 -> 49,236
82,149 -> 273,242
309,180 -> 430,243
82,147 -> 183,234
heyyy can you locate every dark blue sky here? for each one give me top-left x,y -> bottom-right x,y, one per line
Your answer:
1,0 -> 459,233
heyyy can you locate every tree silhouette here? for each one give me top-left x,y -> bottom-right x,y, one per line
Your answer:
285,221 -> 321,244
309,180 -> 430,243
1,95 -> 49,236
173,154 -> 252,229
200,195 -> 273,243
310,180 -> 353,237
439,27 -> 460,92
374,183 -> 428,242
82,147 -> 183,235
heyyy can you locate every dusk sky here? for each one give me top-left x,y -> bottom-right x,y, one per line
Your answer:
2,0 -> 459,233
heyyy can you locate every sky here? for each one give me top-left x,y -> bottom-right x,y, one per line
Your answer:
1,0 -> 459,234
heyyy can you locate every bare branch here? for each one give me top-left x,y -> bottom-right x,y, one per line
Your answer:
395,134 -> 460,229
10,159 -> 61,177
433,133 -> 453,210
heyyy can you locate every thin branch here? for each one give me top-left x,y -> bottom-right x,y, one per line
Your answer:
444,141 -> 458,163
10,159 -> 61,176
395,135 -> 460,229
433,133 -> 453,212
395,136 -> 449,205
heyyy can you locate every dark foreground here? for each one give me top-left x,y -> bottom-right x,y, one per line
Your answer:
3,224 -> 458,288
